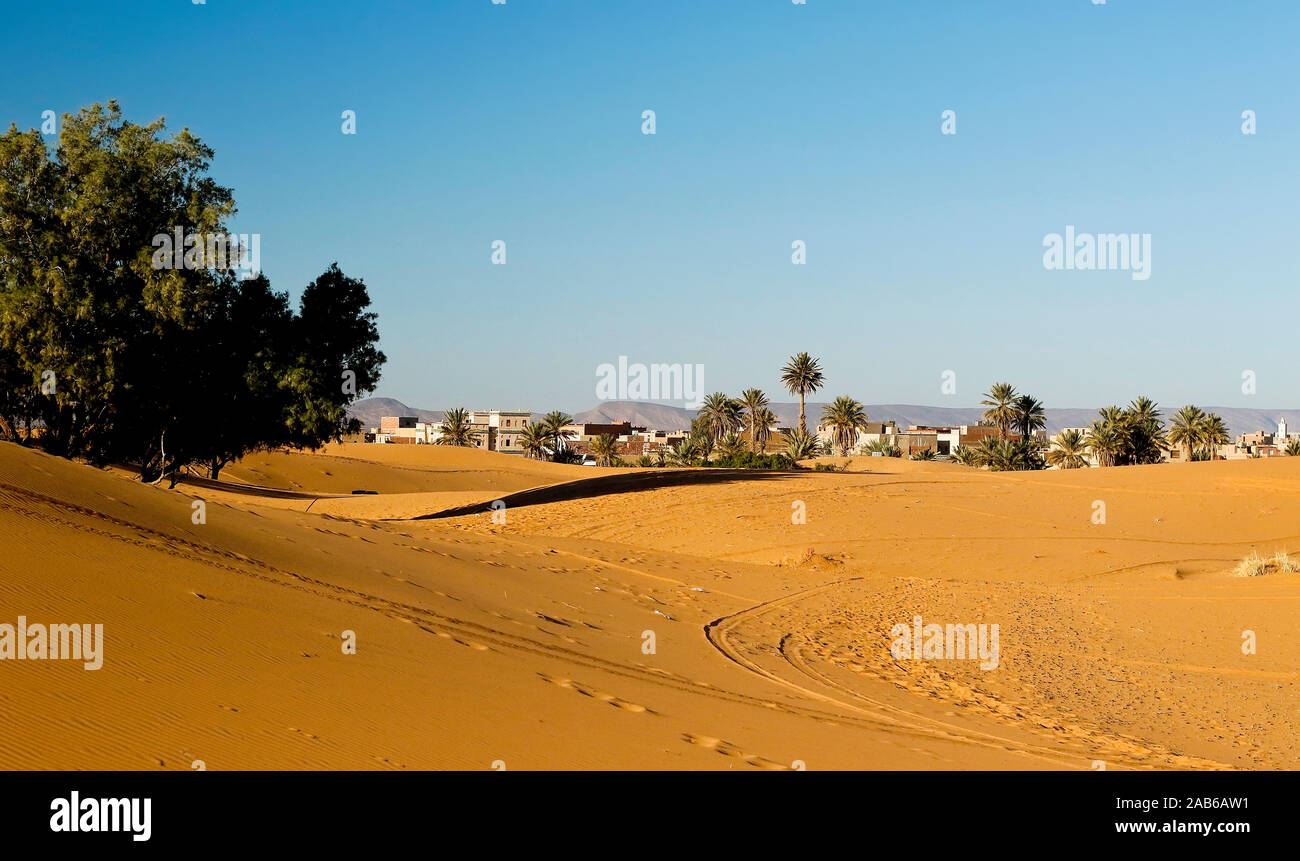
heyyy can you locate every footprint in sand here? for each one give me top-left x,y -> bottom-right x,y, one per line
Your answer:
538,674 -> 654,714
680,733 -> 788,770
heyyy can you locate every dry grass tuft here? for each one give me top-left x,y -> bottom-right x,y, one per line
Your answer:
1234,550 -> 1300,577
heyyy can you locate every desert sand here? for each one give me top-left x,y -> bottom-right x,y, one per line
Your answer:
2,441 -> 1298,770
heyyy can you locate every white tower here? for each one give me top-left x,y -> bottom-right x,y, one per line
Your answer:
1279,417 -> 1289,441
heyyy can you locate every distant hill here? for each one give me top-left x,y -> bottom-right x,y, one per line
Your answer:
354,397 -> 1300,439
347,398 -> 444,429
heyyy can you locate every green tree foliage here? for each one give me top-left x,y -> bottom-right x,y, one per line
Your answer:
0,102 -> 385,480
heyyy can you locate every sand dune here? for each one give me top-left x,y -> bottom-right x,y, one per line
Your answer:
4,441 -> 1299,770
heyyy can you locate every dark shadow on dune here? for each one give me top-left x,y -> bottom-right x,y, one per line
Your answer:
411,469 -> 800,519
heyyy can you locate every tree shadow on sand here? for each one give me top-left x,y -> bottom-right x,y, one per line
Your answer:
412,468 -> 800,519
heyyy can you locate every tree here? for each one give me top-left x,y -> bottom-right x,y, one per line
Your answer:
540,411 -> 575,461
715,432 -> 748,460
0,102 -> 386,479
667,437 -> 701,466
820,396 -> 869,456
1086,421 -> 1123,467
590,434 -> 621,466
1013,394 -> 1045,439
1285,440 -> 1300,457
1168,405 -> 1207,462
783,426 -> 821,461
738,388 -> 770,452
1046,429 -> 1090,469
1199,413 -> 1230,460
687,415 -> 715,463
283,264 -> 386,449
980,383 -> 1018,439
780,352 -> 824,432
435,408 -> 480,447
0,101 -> 236,463
752,406 -> 778,453
698,392 -> 743,453
950,445 -> 980,466
1121,397 -> 1166,465
518,422 -> 550,459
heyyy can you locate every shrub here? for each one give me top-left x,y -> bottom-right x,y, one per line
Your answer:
1234,550 -> 1300,577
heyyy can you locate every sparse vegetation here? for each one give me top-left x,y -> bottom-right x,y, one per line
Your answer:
1233,550 -> 1300,577
783,426 -> 822,460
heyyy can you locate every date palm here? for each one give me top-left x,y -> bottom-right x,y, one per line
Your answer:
751,406 -> 778,453
780,352 -> 825,432
1124,397 -> 1166,464
541,411 -> 575,462
820,396 -> 869,456
1167,405 -> 1206,462
435,407 -> 480,447
1085,421 -> 1122,467
716,432 -> 748,460
980,383 -> 1018,439
699,392 -> 743,453
1128,396 -> 1161,425
950,445 -> 980,467
1014,394 -> 1046,439
738,388 -> 770,452
590,433 -> 621,467
666,437 -> 700,466
1285,439 -> 1300,457
783,425 -> 822,461
1046,428 -> 1090,469
1199,412 -> 1230,461
518,422 -> 550,460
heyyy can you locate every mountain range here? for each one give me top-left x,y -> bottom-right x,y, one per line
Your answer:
349,397 -> 1297,439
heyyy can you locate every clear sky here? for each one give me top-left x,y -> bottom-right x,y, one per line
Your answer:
4,0 -> 1298,412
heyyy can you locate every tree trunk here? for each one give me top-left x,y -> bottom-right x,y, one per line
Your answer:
798,394 -> 806,432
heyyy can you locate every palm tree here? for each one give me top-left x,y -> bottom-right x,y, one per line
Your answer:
820,396 -> 870,456
1123,397 -> 1166,465
1014,394 -> 1046,439
518,422 -> 550,460
1128,396 -> 1161,426
780,352 -> 825,432
715,432 -> 748,460
910,448 -> 936,461
1199,413 -> 1230,461
980,383 -> 1019,439
435,408 -> 480,447
590,434 -> 621,467
751,406 -> 778,453
866,438 -> 900,457
783,425 -> 821,461
1046,429 -> 1090,469
1285,440 -> 1300,457
950,445 -> 980,467
1168,405 -> 1207,462
541,411 -> 575,462
738,388 -> 770,452
666,437 -> 700,466
699,392 -> 743,453
1085,421 -> 1122,467
974,437 -> 1018,471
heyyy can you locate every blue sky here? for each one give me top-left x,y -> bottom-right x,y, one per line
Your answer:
4,0 -> 1298,412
